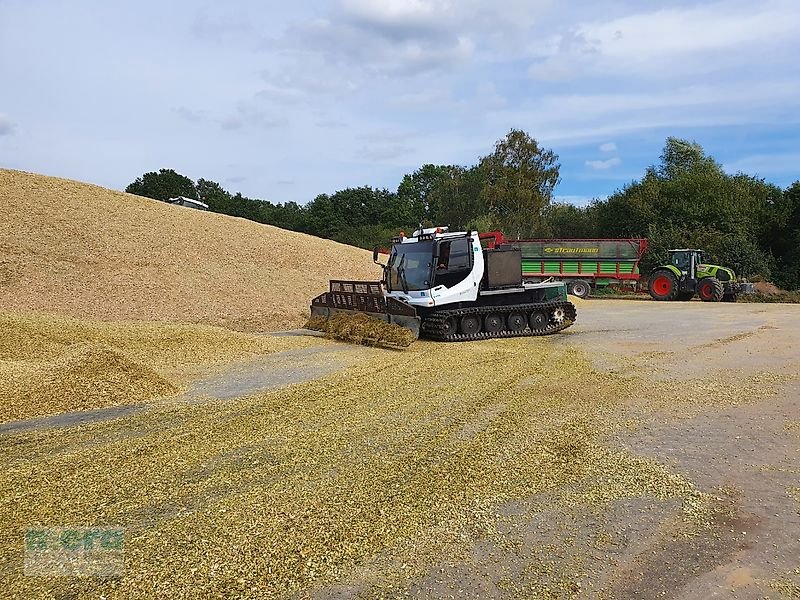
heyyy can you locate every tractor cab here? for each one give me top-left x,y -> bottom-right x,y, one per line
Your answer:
668,249 -> 704,279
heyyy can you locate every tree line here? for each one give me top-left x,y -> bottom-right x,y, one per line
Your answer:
125,131 -> 800,290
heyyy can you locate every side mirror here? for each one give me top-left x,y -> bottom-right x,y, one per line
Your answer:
373,246 -> 386,268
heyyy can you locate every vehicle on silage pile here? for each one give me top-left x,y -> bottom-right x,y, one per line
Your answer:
310,227 -> 576,342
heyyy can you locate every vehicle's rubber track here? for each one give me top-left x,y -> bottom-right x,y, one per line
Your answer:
420,300 -> 577,341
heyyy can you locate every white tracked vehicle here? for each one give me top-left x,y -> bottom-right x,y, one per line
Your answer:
310,227 -> 577,341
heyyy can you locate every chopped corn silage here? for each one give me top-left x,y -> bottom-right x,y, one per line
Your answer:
0,311 -> 321,422
1,336 -> 779,598
306,312 -> 416,348
0,343 -> 177,423
0,168 -> 380,331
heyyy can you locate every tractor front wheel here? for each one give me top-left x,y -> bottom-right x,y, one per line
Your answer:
698,277 -> 724,302
648,270 -> 679,301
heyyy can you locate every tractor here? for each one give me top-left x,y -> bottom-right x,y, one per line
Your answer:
648,249 -> 754,302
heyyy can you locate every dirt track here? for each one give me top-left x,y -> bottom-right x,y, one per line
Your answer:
1,300 -> 798,598
543,300 -> 800,598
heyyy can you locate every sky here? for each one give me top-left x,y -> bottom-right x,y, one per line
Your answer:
1,0 -> 799,207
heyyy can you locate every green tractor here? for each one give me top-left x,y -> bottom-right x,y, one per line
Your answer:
648,249 -> 754,302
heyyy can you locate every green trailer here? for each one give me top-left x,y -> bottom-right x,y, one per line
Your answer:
480,234 -> 648,298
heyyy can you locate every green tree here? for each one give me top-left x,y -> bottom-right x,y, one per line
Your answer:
397,164 -> 455,224
542,202 -> 598,238
594,138 -> 775,278
428,166 -> 486,230
196,178 -> 231,213
125,169 -> 197,201
766,181 -> 800,289
478,129 -> 560,239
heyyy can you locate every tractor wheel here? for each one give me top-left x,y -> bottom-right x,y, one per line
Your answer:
568,279 -> 591,299
648,270 -> 679,301
677,291 -> 694,301
697,277 -> 724,302
722,293 -> 738,303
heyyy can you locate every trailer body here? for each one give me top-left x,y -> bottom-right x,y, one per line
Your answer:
480,233 -> 648,295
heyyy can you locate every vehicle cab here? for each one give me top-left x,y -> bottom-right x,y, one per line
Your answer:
374,227 -> 483,309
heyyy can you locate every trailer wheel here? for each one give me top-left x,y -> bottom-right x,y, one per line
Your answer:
507,312 -> 526,331
460,315 -> 481,335
484,313 -> 504,333
529,310 -> 548,330
722,293 -> 738,303
568,280 -> 591,299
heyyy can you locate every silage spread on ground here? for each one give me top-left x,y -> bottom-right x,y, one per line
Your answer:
0,311 -> 322,422
306,312 -> 415,348
0,343 -> 176,423
1,336 -> 771,598
0,168 -> 380,331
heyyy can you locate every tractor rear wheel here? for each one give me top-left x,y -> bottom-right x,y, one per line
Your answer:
697,277 -> 724,302
648,270 -> 679,301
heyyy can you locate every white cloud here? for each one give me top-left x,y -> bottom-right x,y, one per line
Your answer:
529,0 -> 800,81
599,142 -> 616,152
341,0 -> 441,30
586,157 -> 621,170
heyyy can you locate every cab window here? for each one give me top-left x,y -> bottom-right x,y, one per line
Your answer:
434,238 -> 472,288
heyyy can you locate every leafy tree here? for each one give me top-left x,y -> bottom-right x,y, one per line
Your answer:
766,181 -> 800,289
125,169 -> 198,201
657,137 -> 715,179
428,166 -> 486,230
196,178 -> 232,213
397,164 -> 453,224
478,129 -> 560,239
542,202 -> 598,238
598,138 -> 775,277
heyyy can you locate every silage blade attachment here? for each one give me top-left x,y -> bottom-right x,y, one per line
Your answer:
310,280 -> 421,339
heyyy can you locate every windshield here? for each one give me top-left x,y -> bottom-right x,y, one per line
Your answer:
388,240 -> 434,292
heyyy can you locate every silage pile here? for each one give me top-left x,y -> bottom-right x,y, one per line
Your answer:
0,310 -> 320,423
0,169 -> 380,331
306,312 -> 415,348
0,343 -> 177,423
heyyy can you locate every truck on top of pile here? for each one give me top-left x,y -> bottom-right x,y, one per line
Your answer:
481,234 -> 648,298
